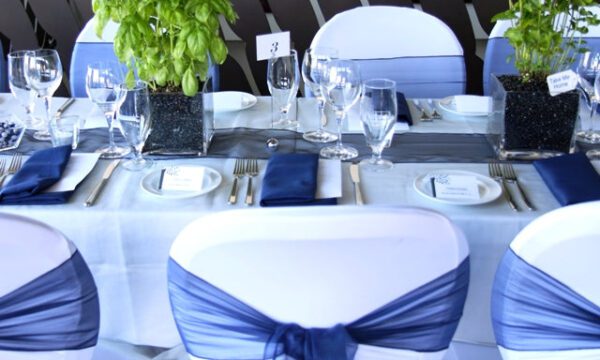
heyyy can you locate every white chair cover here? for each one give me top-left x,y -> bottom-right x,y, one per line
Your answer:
492,201 -> 600,359
0,213 -> 98,360
169,206 -> 469,360
310,6 -> 466,98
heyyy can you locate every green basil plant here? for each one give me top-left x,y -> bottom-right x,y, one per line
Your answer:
92,0 -> 237,96
493,0 -> 600,83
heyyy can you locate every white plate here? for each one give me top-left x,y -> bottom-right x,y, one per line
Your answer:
413,170 -> 501,205
213,91 -> 257,112
438,95 -> 490,117
141,165 -> 222,199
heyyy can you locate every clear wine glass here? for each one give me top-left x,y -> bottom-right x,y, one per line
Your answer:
301,47 -> 338,143
117,81 -> 153,171
267,49 -> 300,129
24,49 -> 63,141
576,51 -> 600,143
8,50 -> 41,129
86,61 -> 130,159
319,59 -> 361,160
360,79 -> 397,171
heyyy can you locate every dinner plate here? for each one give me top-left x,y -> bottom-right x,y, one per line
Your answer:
413,169 -> 502,205
438,95 -> 491,117
141,165 -> 222,199
213,91 -> 257,112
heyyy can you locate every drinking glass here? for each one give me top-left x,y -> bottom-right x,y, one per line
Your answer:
116,81 -> 153,171
319,59 -> 361,160
301,47 -> 338,143
267,49 -> 300,128
86,61 -> 130,159
8,50 -> 41,129
360,79 -> 397,171
576,51 -> 600,143
24,49 -> 63,141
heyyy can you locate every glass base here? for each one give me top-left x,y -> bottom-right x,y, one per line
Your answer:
360,158 -> 393,171
273,118 -> 298,130
303,129 -> 338,143
576,130 -> 600,144
97,145 -> 131,159
320,144 -> 358,160
122,158 -> 153,171
33,129 -> 52,141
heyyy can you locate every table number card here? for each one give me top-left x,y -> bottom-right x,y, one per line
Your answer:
256,31 -> 290,61
159,166 -> 205,192
432,174 -> 480,200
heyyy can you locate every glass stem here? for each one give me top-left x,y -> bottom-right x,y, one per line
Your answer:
43,96 -> 51,132
589,101 -> 597,134
372,146 -> 383,163
106,112 -> 116,148
335,110 -> 344,148
317,98 -> 326,131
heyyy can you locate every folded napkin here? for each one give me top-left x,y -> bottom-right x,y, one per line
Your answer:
0,145 -> 73,205
396,92 -> 413,125
260,153 -> 337,207
533,152 -> 600,206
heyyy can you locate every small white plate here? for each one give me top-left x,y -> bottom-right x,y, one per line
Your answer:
438,95 -> 490,117
213,91 -> 257,112
141,165 -> 222,199
413,170 -> 501,205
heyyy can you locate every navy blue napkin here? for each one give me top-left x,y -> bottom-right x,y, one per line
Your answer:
533,152 -> 600,206
260,153 -> 337,207
0,145 -> 73,205
397,92 -> 413,125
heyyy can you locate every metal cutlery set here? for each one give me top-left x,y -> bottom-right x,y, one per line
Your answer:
229,159 -> 259,206
488,162 -> 534,212
0,153 -> 23,187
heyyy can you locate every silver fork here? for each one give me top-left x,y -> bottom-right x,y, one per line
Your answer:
413,100 -> 432,122
228,159 -> 245,205
488,162 -> 518,212
0,159 -> 6,186
502,163 -> 534,211
244,159 -> 259,206
0,153 -> 22,187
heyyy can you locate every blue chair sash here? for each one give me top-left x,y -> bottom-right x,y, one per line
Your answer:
168,257 -> 469,360
492,249 -> 600,351
0,250 -> 100,351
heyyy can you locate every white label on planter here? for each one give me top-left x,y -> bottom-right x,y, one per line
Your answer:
256,32 -> 290,61
547,70 -> 578,96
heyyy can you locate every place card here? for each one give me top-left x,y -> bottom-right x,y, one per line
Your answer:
454,95 -> 491,114
432,174 -> 480,200
256,31 -> 290,61
159,166 -> 205,192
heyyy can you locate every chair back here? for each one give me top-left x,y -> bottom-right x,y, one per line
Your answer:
491,201 -> 600,359
169,206 -> 469,360
0,213 -> 99,360
483,6 -> 600,95
310,6 -> 466,98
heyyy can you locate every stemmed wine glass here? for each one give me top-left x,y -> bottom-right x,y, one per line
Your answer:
8,50 -> 41,129
267,49 -> 300,129
319,59 -> 361,160
359,79 -> 397,171
86,61 -> 130,159
24,49 -> 63,141
576,51 -> 600,143
116,81 -> 153,171
301,47 -> 338,143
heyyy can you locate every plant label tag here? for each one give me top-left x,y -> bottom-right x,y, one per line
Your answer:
256,31 -> 290,61
159,166 -> 205,191
433,174 -> 480,200
547,70 -> 578,96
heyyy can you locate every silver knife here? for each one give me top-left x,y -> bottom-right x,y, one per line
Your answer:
349,163 -> 364,205
54,98 -> 75,118
84,159 -> 120,207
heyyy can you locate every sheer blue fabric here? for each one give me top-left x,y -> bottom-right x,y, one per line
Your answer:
0,250 -> 100,351
492,249 -> 600,351
168,257 -> 469,359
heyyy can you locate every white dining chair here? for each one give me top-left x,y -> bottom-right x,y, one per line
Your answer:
309,6 -> 466,98
491,200 -> 600,359
168,206 -> 470,360
0,213 -> 99,360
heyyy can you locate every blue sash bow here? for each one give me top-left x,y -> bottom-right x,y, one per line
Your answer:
168,257 -> 469,359
0,250 -> 99,351
492,249 -> 600,351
